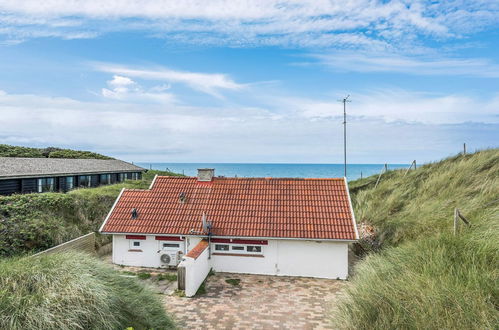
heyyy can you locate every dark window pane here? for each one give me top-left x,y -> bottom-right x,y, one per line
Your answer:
247,246 -> 262,253
133,241 -> 140,247
215,244 -> 229,251
232,246 -> 244,251
163,243 -> 180,248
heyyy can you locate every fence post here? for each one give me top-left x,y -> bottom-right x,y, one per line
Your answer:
454,208 -> 470,235
177,265 -> 186,290
374,163 -> 387,189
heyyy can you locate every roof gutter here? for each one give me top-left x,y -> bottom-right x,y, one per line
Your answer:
99,232 -> 357,243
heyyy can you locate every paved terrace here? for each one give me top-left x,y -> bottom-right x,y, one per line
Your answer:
164,272 -> 346,329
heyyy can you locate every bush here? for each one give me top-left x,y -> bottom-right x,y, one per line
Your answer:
0,252 -> 175,329
0,144 -> 111,159
0,170 -> 181,257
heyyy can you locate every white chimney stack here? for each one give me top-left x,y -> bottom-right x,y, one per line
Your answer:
197,168 -> 215,182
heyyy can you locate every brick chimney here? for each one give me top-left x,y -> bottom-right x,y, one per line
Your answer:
197,168 -> 215,182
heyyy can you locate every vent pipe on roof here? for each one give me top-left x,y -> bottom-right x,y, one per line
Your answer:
131,208 -> 138,219
197,168 -> 215,182
179,192 -> 187,204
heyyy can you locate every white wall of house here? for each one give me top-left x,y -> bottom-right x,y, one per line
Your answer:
113,234 -> 349,279
179,247 -> 211,297
112,234 -> 186,268
210,239 -> 349,279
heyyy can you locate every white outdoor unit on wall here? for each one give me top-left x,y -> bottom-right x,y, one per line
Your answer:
159,240 -> 184,267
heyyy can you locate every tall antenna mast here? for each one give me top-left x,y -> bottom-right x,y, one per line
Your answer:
339,95 -> 351,178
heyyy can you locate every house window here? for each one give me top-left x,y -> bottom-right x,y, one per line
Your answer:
131,172 -> 139,180
37,178 -> 54,193
65,176 -> 74,190
247,246 -> 262,253
129,240 -> 142,249
78,175 -> 91,187
162,243 -> 180,248
100,174 -> 111,185
215,244 -> 230,251
119,173 -> 128,182
231,246 -> 244,251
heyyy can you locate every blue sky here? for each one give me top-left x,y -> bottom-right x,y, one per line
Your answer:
0,1 -> 498,164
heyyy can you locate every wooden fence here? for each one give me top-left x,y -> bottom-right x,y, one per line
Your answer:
32,232 -> 101,257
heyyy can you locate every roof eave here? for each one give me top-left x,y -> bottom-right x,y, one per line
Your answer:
99,232 -> 357,242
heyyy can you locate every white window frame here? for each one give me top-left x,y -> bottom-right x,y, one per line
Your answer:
161,242 -> 181,249
129,240 -> 142,249
213,243 -> 264,255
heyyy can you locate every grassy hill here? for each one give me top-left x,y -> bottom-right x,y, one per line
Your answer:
334,149 -> 499,329
0,252 -> 175,329
0,170 -> 181,257
0,144 -> 112,159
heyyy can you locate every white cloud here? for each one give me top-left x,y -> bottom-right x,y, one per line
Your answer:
0,88 -> 497,163
0,1 -> 497,49
94,63 -> 244,98
100,74 -> 175,103
311,52 -> 499,78
271,89 -> 499,125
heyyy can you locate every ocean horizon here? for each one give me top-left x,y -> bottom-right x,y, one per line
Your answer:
136,162 -> 409,181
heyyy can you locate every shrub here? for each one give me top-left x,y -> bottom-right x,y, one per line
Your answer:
0,252 -> 175,329
0,144 -> 111,159
0,170 -> 181,257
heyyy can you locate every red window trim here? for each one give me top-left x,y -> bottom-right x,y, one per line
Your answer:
125,235 -> 146,240
211,238 -> 268,245
155,236 -> 184,241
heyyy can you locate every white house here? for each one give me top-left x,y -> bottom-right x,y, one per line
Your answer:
100,169 -> 358,294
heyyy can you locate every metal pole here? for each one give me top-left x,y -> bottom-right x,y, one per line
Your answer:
344,98 -> 347,177
463,143 -> 466,155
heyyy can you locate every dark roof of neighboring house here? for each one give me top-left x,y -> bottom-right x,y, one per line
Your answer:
100,176 -> 358,241
0,157 -> 145,179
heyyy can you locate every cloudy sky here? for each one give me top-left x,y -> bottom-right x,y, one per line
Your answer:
0,1 -> 498,163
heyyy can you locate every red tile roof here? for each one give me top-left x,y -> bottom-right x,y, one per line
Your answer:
100,176 -> 358,240
185,240 -> 209,259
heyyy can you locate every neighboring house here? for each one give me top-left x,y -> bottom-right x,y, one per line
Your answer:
0,157 -> 145,195
100,169 -> 358,281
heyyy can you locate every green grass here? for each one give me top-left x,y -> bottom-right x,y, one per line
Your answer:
0,252 -> 175,329
225,278 -> 241,286
137,272 -> 152,280
0,170 -> 181,257
196,281 -> 207,296
333,149 -> 499,329
157,273 -> 177,282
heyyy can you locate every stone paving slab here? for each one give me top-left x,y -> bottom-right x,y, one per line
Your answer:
163,273 -> 346,330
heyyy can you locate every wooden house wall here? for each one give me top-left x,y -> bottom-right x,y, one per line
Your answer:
0,179 -> 21,195
0,171 -> 143,195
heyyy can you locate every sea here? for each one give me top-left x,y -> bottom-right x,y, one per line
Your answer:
136,163 -> 408,181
